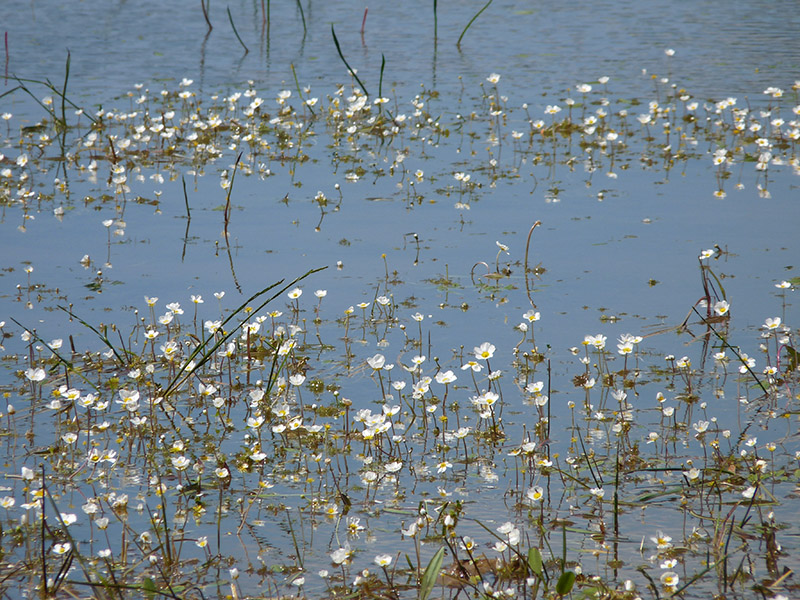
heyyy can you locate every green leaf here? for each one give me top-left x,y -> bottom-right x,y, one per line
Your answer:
528,547 -> 543,578
419,546 -> 445,600
142,577 -> 157,599
784,346 -> 799,372
556,571 -> 576,596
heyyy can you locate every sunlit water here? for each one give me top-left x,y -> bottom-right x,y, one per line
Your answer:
1,2 -> 799,598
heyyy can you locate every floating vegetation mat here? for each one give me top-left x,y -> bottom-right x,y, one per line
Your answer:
1,63 -> 799,600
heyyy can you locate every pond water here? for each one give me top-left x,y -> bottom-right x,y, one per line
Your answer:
1,2 -> 800,599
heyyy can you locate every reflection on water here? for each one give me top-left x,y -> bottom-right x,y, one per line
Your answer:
1,1 -> 799,598
5,1 -> 800,105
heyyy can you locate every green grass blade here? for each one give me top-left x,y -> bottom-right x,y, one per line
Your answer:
433,0 -> 438,40
227,6 -> 249,54
378,53 -> 386,100
291,63 -> 315,115
56,306 -> 127,365
60,50 -> 70,131
9,318 -> 101,391
5,74 -> 97,123
163,266 -> 325,398
295,0 -> 307,34
457,0 -> 493,48
331,24 -> 369,97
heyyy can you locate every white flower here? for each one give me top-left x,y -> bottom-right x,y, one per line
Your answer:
367,354 -> 386,370
474,342 -> 495,360
374,554 -> 392,567
660,571 -> 679,587
330,546 -> 350,565
713,300 -> 730,316
25,368 -> 46,382
522,309 -> 540,322
526,486 -> 544,502
434,370 -> 457,384
171,455 -> 190,470
651,531 -> 672,549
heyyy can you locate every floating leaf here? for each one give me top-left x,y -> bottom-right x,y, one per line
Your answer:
556,570 -> 576,596
527,546 -> 543,578
142,577 -> 157,599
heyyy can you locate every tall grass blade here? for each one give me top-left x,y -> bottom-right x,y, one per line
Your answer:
55,306 -> 127,365
227,6 -> 249,54
378,53 -> 386,101
163,267 -> 325,398
9,318 -> 100,391
291,63 -> 315,115
433,0 -> 438,41
59,50 -> 70,132
7,73 -> 97,123
456,0 -> 493,48
691,306 -> 767,394
295,0 -> 307,35
331,24 -> 369,97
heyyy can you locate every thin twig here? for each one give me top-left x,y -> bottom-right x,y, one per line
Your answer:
223,152 -> 243,241
201,0 -> 212,31
182,176 -> 191,219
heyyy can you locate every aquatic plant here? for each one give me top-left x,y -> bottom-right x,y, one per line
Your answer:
1,37 -> 799,600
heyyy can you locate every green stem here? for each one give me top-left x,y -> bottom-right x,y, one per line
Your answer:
227,6 -> 249,54
331,24 -> 369,97
457,0 -> 493,48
